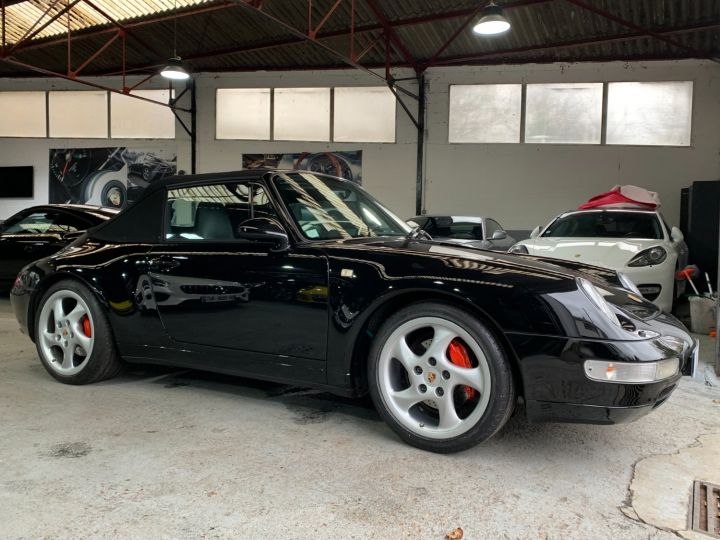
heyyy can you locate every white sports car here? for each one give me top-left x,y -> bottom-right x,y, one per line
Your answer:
509,208 -> 689,312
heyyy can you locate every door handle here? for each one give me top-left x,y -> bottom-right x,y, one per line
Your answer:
148,256 -> 180,272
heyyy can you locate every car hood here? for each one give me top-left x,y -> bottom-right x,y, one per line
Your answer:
317,236 -> 618,284
521,237 -> 662,269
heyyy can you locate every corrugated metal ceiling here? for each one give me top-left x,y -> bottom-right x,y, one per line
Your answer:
0,0 -> 718,77
5,0 -> 212,43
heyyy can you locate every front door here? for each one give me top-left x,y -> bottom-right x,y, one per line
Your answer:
149,180 -> 328,361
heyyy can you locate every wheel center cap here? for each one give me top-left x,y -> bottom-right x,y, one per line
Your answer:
426,371 -> 438,385
62,328 -> 68,337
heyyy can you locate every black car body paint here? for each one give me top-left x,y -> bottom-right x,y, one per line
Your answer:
11,170 -> 696,425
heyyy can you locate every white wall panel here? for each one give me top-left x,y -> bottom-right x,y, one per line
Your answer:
273,87 -> 330,142
49,91 -> 107,138
111,89 -> 175,139
0,92 -> 46,138
216,88 -> 271,140
334,87 -> 396,143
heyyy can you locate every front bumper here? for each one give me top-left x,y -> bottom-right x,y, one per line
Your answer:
508,315 -> 697,425
623,262 -> 675,313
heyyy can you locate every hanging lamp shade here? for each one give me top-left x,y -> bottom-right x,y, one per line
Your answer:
472,2 -> 511,35
160,57 -> 190,80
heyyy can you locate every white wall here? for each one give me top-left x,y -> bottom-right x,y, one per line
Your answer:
0,60 -> 718,228
424,60 -> 720,228
193,69 -> 419,220
0,76 -> 181,218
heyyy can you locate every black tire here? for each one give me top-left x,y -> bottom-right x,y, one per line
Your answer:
368,302 -> 516,453
35,279 -> 123,385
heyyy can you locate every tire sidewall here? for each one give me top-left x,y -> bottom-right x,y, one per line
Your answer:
35,279 -> 118,385
368,302 -> 515,453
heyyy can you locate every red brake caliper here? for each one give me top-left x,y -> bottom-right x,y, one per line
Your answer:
447,339 -> 476,400
80,315 -> 92,338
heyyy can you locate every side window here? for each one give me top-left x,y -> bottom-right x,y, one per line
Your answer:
3,211 -> 56,234
47,212 -> 91,233
165,182 -> 280,241
485,219 -> 501,238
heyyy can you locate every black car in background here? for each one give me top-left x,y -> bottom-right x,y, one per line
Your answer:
11,171 -> 696,453
407,215 -> 516,252
0,205 -> 118,289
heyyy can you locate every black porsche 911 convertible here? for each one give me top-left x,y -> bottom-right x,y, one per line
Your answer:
11,170 -> 696,453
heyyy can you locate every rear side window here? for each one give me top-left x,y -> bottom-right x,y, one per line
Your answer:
165,182 -> 280,241
3,210 -> 90,235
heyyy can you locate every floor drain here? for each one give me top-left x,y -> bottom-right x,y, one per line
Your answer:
691,480 -> 720,538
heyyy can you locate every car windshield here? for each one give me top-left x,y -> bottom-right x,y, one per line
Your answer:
542,211 -> 663,239
273,172 -> 411,240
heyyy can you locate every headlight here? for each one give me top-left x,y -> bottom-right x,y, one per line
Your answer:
577,277 -> 621,327
508,244 -> 529,254
628,246 -> 667,267
617,272 -> 642,295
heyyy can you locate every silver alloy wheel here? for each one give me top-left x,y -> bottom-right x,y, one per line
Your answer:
377,316 -> 492,440
37,290 -> 94,376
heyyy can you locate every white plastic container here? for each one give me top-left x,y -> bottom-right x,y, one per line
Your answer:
688,296 -> 716,334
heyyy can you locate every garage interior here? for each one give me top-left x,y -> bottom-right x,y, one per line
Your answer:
1,1 -> 719,538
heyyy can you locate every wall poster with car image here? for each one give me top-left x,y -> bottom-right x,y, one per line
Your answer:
242,151 -> 362,185
49,147 -> 178,209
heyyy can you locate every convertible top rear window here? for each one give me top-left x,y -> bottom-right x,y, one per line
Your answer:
542,211 -> 662,240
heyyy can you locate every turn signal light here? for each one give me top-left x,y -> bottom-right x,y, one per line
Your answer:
584,358 -> 679,383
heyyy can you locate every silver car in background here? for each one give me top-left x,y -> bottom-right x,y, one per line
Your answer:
406,215 -> 516,252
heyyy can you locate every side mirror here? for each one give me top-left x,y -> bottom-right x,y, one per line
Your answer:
237,218 -> 289,252
62,231 -> 84,242
529,225 -> 542,239
491,229 -> 507,240
670,226 -> 684,243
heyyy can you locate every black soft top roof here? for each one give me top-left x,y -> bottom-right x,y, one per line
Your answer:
91,168 -> 347,243
143,168 -> 273,195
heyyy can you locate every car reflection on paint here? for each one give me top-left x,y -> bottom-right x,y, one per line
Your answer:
136,273 -> 251,310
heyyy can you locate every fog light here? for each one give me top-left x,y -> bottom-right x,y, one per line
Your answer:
584,358 -> 679,383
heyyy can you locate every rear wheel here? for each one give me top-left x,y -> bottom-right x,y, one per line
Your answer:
35,280 -> 122,385
368,302 -> 515,453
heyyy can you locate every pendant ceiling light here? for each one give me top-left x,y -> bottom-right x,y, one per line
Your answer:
160,0 -> 190,80
161,57 -> 190,80
472,1 -> 511,36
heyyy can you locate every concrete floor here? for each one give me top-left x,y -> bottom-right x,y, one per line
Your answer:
1,298 -> 719,540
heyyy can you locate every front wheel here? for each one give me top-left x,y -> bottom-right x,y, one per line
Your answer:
35,280 -> 123,385
368,303 -> 516,453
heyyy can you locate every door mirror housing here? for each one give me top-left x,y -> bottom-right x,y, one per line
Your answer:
62,230 -> 85,242
670,226 -> 684,243
529,225 -> 542,239
237,218 -> 289,251
491,229 -> 507,240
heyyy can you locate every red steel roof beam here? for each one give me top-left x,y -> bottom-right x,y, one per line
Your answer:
5,0 -> 79,56
364,0 -> 417,71
70,28 -> 121,77
12,2 -> 238,54
80,0 -> 164,58
424,3 -> 488,68
309,0 -> 342,39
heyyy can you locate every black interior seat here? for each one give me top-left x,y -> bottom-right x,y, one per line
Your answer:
195,204 -> 234,240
